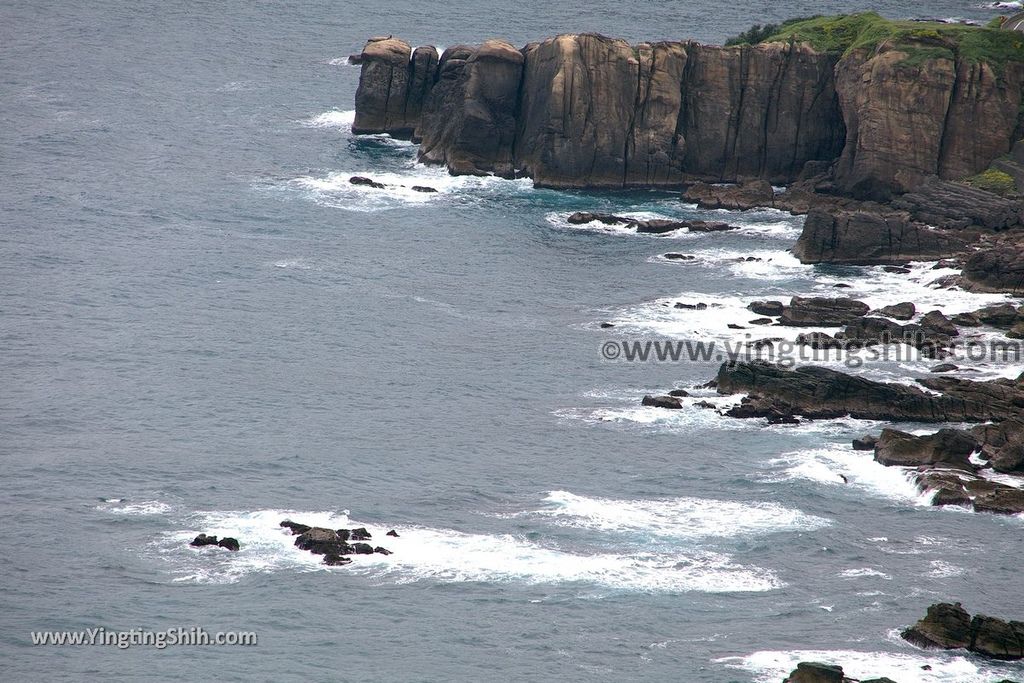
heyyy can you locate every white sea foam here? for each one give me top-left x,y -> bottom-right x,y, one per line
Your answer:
522,490 -> 830,539
761,448 -> 932,505
291,168 -> 533,212
98,499 -> 173,516
148,508 -> 780,592
272,258 -> 315,270
302,109 -> 355,128
928,560 -> 966,578
839,567 -> 891,580
717,648 -> 1022,683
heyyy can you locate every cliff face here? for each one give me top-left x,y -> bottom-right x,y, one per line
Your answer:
352,33 -> 1024,194
833,44 -> 1024,199
679,43 -> 844,184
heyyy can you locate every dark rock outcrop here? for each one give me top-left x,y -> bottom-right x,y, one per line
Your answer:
749,300 -> 784,317
217,537 -> 240,552
972,418 -> 1024,473
683,179 -> 775,210
891,175 -> 1024,230
189,534 -> 240,551
903,603 -> 1024,660
280,520 -> 312,535
782,662 -> 845,683
874,302 -> 915,320
873,428 -> 978,470
793,208 -> 969,265
190,534 -> 219,547
285,520 -> 395,567
642,394 -> 683,410
353,38 -> 437,138
716,361 -> 1024,422
963,239 -> 1024,296
295,527 -> 352,555
566,211 -> 736,234
778,296 -> 870,326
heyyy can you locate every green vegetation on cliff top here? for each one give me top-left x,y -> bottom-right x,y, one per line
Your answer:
729,12 -> 1024,67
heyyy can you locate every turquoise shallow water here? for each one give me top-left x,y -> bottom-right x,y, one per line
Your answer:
2,1 -> 1023,681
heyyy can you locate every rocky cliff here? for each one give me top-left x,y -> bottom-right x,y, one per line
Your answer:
353,34 -> 846,188
351,21 -> 1024,196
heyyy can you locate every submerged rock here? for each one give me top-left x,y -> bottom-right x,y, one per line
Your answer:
350,175 -> 387,189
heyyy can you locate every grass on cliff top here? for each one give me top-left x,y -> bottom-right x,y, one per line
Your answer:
732,12 -> 1024,67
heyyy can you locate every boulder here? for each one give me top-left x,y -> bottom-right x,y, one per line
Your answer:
667,389 -> 690,397
190,534 -> 219,547
374,546 -> 393,555
778,296 -> 870,327
796,332 -> 843,350
974,303 -> 1021,328
217,537 -> 240,552
295,527 -> 353,555
350,176 -> 387,189
852,435 -> 877,451
351,542 -> 375,555
350,527 -> 372,541
920,310 -> 958,337
411,185 -> 438,193
874,302 -> 915,320
950,312 -> 982,327
386,529 -> 400,537
873,428 -> 978,470
749,301 -> 784,317
664,253 -> 696,260
642,394 -> 683,409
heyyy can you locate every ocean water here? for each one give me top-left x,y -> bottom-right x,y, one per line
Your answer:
3,1 -> 1023,681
